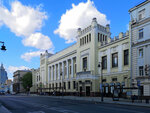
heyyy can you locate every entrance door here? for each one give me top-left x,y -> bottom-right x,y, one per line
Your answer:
86,86 -> 90,96
80,87 -> 82,96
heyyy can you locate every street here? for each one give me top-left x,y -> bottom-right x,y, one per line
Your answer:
0,96 -> 150,113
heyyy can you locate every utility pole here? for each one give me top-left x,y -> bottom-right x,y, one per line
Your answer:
98,62 -> 103,102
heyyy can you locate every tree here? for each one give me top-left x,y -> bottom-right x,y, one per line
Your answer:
21,72 -> 32,92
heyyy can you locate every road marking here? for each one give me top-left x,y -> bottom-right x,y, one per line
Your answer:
7,98 -> 79,113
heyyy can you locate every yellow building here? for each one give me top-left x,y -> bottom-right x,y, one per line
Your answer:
32,18 -> 131,97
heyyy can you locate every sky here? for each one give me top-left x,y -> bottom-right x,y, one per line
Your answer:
0,0 -> 143,80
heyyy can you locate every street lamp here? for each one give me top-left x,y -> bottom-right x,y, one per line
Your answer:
98,62 -> 104,102
0,41 -> 6,51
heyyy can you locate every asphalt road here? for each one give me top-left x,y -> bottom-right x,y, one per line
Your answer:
0,96 -> 150,113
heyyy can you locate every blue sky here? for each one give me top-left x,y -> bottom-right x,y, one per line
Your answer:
0,0 -> 142,79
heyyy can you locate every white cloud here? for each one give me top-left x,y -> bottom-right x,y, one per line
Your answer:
21,50 -> 44,62
0,1 -> 47,37
8,66 -> 30,75
54,0 -> 110,43
22,33 -> 54,50
0,1 -> 55,61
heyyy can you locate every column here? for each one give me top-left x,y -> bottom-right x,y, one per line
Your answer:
58,63 -> 60,80
62,62 -> 64,79
66,60 -> 69,78
54,64 -> 57,80
71,58 -> 74,78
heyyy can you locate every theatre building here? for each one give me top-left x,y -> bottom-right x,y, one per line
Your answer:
36,18 -> 130,97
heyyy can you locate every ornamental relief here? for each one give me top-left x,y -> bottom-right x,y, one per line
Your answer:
123,43 -> 129,49
111,46 -> 117,53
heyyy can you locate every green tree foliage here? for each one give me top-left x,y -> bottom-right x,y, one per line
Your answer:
21,72 -> 32,91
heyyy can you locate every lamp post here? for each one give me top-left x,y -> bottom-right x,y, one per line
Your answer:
0,41 -> 6,51
60,72 -> 63,96
98,62 -> 104,102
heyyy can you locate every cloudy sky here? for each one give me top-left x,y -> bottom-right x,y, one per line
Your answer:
0,0 -> 140,79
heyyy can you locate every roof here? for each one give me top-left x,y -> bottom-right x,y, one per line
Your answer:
129,0 -> 150,12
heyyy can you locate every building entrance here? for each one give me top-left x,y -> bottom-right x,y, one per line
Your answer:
86,86 -> 90,96
80,86 -> 82,96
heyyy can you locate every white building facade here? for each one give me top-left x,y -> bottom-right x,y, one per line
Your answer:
129,0 -> 150,96
37,18 -> 130,97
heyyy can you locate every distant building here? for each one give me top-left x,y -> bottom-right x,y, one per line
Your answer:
13,70 -> 31,93
30,68 -> 40,93
0,63 -> 8,85
4,79 -> 13,93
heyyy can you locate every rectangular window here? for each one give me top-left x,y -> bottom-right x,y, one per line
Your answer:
85,36 -> 86,44
124,49 -> 129,65
80,39 -> 82,46
139,29 -> 143,39
102,79 -> 106,82
89,33 -> 91,42
56,83 -> 57,88
139,66 -> 144,76
138,9 -> 145,20
98,33 -> 100,42
59,83 -> 61,88
74,63 -> 76,73
87,35 -> 88,43
112,53 -> 118,67
100,34 -> 102,42
102,56 -> 107,69
139,48 -> 143,58
69,65 -> 71,74
64,82 -> 66,89
73,81 -> 76,89
112,78 -> 117,82
82,38 -> 84,45
68,82 -> 70,89
52,84 -> 54,89
103,35 -> 105,41
83,57 -> 87,71
105,35 -> 107,42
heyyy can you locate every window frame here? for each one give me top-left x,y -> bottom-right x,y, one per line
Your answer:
124,49 -> 129,66
83,57 -> 87,70
112,52 -> 118,68
139,66 -> 144,76
139,28 -> 144,39
102,56 -> 107,69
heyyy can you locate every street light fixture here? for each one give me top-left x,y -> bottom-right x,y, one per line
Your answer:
0,41 -> 6,51
98,62 -> 104,102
